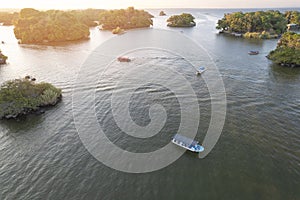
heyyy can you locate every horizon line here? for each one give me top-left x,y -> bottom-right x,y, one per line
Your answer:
0,6 -> 300,11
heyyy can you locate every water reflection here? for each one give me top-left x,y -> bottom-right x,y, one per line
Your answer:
269,63 -> 300,81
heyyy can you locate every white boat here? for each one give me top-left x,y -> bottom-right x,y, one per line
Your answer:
172,134 -> 204,153
196,66 -> 206,75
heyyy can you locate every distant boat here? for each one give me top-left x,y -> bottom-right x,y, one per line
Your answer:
248,51 -> 259,55
172,134 -> 204,153
117,57 -> 131,62
196,66 -> 206,75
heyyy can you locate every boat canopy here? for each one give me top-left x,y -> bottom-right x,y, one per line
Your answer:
173,134 -> 198,146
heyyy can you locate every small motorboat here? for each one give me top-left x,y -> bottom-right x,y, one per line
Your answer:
172,134 -> 204,153
117,57 -> 131,62
248,51 -> 259,55
196,66 -> 206,75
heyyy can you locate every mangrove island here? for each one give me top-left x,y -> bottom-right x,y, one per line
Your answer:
167,13 -> 196,27
14,8 -> 90,44
159,11 -> 166,16
99,7 -> 153,30
267,32 -> 300,67
0,77 -> 62,119
216,10 -> 291,39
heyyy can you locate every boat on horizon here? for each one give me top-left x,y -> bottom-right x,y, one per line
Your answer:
172,134 -> 204,153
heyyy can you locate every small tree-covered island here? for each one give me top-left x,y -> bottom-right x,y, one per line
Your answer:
167,13 -> 196,27
216,10 -> 300,39
267,32 -> 300,67
159,11 -> 167,16
0,77 -> 62,119
14,8 -> 90,44
99,7 -> 153,31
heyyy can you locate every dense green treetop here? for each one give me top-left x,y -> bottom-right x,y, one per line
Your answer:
99,7 -> 153,30
69,9 -> 105,27
268,32 -> 300,66
285,11 -> 300,25
216,10 -> 287,34
0,77 -> 62,119
14,8 -> 90,44
0,12 -> 19,25
167,13 -> 196,27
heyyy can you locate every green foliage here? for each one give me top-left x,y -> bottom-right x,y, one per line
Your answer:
0,12 -> 18,25
0,50 -> 7,64
112,26 -> 124,34
167,13 -> 196,27
0,78 -> 62,118
159,11 -> 166,16
14,8 -> 90,44
268,32 -> 300,66
69,9 -> 105,27
216,10 -> 287,35
243,31 -> 278,39
99,7 -> 153,30
285,11 -> 300,25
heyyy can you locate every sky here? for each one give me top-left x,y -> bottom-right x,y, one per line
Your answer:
0,0 -> 299,9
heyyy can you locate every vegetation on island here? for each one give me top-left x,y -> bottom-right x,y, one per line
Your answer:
99,7 -> 153,30
267,32 -> 300,67
159,11 -> 166,16
0,50 -> 7,64
0,77 -> 62,119
68,9 -> 105,27
13,8 -> 90,44
112,26 -> 125,34
167,13 -> 196,27
0,12 -> 19,25
285,11 -> 300,25
216,10 -> 288,39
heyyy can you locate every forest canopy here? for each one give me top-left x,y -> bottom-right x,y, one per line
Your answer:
68,9 -> 105,27
285,11 -> 300,25
14,8 -> 90,44
0,12 -> 19,25
216,10 -> 289,38
99,7 -> 153,30
267,32 -> 300,67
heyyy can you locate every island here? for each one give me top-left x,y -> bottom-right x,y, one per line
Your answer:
267,32 -> 300,67
216,10 -> 289,39
99,7 -> 153,30
0,77 -> 62,119
0,50 -> 7,64
13,8 -> 90,44
0,11 -> 19,25
167,13 -> 196,27
159,11 -> 166,16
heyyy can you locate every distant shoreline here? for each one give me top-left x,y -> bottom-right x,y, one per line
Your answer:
0,7 -> 300,13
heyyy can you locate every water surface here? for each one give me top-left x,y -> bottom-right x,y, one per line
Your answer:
0,8 -> 300,200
